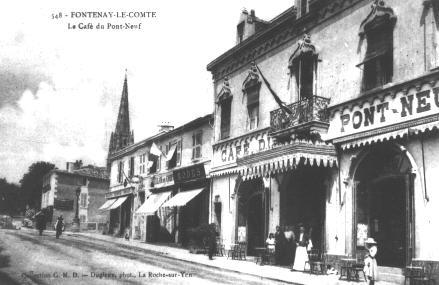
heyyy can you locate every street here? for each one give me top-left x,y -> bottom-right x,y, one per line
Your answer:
0,229 -> 289,285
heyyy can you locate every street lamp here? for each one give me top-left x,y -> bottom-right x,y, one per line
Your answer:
72,187 -> 81,232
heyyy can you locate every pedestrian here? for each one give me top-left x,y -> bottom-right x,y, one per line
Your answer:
284,227 -> 296,266
292,223 -> 309,271
35,211 -> 46,236
274,225 -> 287,265
363,238 -> 378,285
207,223 -> 218,260
55,215 -> 64,239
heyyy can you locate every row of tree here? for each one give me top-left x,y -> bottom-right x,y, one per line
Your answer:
0,161 -> 54,216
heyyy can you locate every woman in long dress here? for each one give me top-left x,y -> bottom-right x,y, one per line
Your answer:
292,224 -> 309,271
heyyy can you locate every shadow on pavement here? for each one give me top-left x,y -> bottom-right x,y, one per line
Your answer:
0,245 -> 20,285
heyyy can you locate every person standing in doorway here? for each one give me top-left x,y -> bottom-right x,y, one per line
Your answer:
292,223 -> 309,271
274,225 -> 287,265
364,238 -> 378,285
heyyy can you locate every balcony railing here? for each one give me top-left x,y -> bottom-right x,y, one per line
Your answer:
270,95 -> 330,135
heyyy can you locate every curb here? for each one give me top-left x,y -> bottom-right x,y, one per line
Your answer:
67,232 -> 302,285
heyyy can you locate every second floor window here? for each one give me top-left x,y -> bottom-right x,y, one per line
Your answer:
80,193 -> 87,208
246,85 -> 259,130
129,157 -> 134,177
117,161 -> 124,183
362,26 -> 393,91
220,98 -> 232,139
192,131 -> 203,159
139,153 -> 146,174
358,0 -> 396,92
289,34 -> 318,101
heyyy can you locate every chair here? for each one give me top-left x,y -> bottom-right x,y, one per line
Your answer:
227,244 -> 239,260
339,258 -> 355,281
348,250 -> 367,282
404,265 -> 424,285
307,250 -> 324,274
411,262 -> 439,285
237,242 -> 247,260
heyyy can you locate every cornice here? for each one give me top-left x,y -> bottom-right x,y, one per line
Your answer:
207,0 -> 365,83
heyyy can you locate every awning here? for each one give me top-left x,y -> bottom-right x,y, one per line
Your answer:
161,188 -> 204,208
107,196 -> 128,210
339,121 -> 439,150
135,191 -> 172,215
99,199 -> 116,211
165,145 -> 177,162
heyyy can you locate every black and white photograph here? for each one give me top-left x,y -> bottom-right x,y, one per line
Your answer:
1,0 -> 439,284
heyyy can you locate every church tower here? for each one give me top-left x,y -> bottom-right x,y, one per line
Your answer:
107,73 -> 134,168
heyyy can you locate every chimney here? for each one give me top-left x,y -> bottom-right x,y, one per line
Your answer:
236,8 -> 258,44
66,162 -> 75,173
158,122 -> 174,133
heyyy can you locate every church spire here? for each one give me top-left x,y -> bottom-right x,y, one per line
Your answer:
108,72 -> 134,160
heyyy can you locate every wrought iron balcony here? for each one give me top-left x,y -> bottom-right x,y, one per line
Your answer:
270,95 -> 330,137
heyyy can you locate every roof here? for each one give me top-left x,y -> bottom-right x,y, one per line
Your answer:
108,114 -> 213,161
50,165 -> 109,180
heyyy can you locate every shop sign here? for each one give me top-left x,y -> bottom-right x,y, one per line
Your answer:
327,86 -> 439,140
152,172 -> 174,188
357,223 -> 368,247
213,131 -> 272,167
105,187 -> 134,199
173,164 -> 206,183
238,226 -> 247,242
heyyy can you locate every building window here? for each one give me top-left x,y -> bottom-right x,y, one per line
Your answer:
148,154 -> 158,174
288,34 -> 318,101
166,139 -> 181,169
362,26 -> 393,91
220,98 -> 232,139
129,156 -> 134,177
192,131 -> 203,160
80,193 -> 87,208
237,22 -> 244,44
358,0 -> 396,92
117,161 -> 124,183
300,0 -> 308,17
80,215 -> 86,223
246,85 -> 260,130
139,153 -> 146,174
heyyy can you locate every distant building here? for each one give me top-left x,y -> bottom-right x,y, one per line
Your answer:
41,161 -> 110,232
104,113 -> 213,244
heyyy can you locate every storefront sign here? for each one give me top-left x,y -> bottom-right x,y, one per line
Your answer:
173,164 -> 206,183
357,223 -> 368,247
327,85 -> 439,140
152,172 -> 174,188
213,130 -> 272,168
105,187 -> 134,199
238,226 -> 247,242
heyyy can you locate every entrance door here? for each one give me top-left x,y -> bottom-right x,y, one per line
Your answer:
247,194 -> 264,256
368,176 -> 406,267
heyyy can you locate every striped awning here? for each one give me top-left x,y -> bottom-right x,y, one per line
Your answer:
210,153 -> 337,180
339,121 -> 439,150
99,199 -> 116,211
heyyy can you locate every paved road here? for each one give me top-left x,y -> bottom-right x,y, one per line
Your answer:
0,229 -> 287,285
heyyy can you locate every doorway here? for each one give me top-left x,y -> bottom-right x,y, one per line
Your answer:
354,144 -> 413,267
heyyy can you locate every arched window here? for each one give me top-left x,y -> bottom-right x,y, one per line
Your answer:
217,77 -> 233,139
242,63 -> 261,131
358,0 -> 396,92
288,34 -> 318,101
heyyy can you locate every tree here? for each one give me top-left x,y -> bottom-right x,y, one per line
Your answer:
20,161 -> 55,210
0,178 -> 22,215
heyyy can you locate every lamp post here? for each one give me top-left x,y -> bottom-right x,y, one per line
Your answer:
72,187 -> 81,232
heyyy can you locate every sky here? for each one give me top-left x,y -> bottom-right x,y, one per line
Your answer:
0,0 -> 293,183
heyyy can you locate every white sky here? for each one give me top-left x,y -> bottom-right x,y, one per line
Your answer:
0,0 -> 293,183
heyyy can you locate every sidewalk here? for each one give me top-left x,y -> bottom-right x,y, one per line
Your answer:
62,230 -> 402,285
